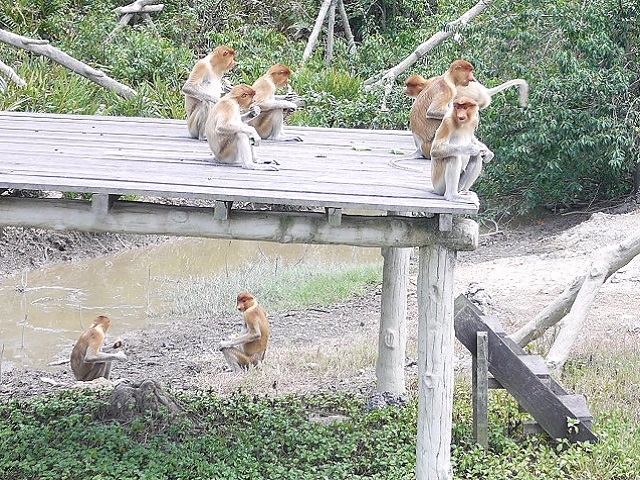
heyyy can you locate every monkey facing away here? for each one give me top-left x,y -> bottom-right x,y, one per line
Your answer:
70,315 -> 127,381
429,96 -> 494,204
205,84 -> 278,170
409,60 -> 477,159
248,64 -> 304,142
220,292 -> 271,372
182,45 -> 237,140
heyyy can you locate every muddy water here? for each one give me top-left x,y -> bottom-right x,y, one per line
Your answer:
0,238 -> 379,369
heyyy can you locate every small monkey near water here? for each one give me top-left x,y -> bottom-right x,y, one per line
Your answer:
70,315 -> 127,381
205,84 -> 278,170
219,293 -> 271,372
183,45 -> 240,140
249,63 -> 304,142
430,96 -> 494,204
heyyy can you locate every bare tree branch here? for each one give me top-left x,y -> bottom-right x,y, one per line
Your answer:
0,29 -> 137,99
510,230 -> 640,372
363,0 -> 495,88
0,58 -> 27,87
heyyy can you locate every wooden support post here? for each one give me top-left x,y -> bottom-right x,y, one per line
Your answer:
376,245 -> 410,394
416,243 -> 456,480
325,207 -> 342,226
91,193 -> 117,218
213,201 -> 232,220
472,331 -> 489,448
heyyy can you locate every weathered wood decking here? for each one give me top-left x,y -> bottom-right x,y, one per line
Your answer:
0,111 -> 476,216
0,111 -> 480,480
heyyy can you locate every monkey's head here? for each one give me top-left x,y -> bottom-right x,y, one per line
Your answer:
267,64 -> 292,88
91,315 -> 111,332
404,74 -> 430,98
452,96 -> 479,123
228,84 -> 256,109
450,60 -> 476,86
236,292 -> 256,312
211,45 -> 237,72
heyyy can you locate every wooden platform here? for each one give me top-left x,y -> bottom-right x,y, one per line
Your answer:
0,111 -> 477,216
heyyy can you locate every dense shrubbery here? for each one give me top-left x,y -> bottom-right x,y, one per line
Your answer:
0,0 -> 637,214
2,368 -> 639,480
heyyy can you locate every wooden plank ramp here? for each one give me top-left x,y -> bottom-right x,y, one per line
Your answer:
0,111 -> 478,216
454,295 -> 598,444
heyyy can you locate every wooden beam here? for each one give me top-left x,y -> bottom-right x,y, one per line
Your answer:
472,331 -> 489,448
213,200 -> 232,220
325,207 -> 342,227
91,193 -> 118,218
416,243 -> 456,480
377,245 -> 410,393
0,197 -> 479,249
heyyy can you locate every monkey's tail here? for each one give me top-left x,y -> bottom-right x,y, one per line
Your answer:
388,156 -> 426,173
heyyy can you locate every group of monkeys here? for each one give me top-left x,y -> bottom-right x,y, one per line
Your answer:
70,292 -> 270,381
402,59 -> 528,204
70,54 -> 530,382
182,45 -> 528,205
182,45 -> 305,171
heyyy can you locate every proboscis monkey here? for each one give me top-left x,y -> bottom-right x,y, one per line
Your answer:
219,292 -> 270,372
70,315 -> 127,381
405,74 -> 529,109
205,84 -> 278,170
248,63 -> 303,142
409,60 -> 477,159
430,96 -> 494,204
182,45 -> 237,140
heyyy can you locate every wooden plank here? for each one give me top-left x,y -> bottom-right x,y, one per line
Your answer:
454,295 -> 598,443
0,112 -> 479,216
0,197 -> 480,250
472,331 -> 489,448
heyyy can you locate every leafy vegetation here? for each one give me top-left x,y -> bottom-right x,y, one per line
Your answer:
2,357 -> 639,480
0,0 -> 638,214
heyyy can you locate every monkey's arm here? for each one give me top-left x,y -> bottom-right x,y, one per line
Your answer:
83,349 -> 127,363
425,102 -> 451,120
275,93 -> 306,108
215,123 -> 262,147
219,327 -> 263,349
255,99 -> 298,112
470,138 -> 495,163
240,104 -> 261,122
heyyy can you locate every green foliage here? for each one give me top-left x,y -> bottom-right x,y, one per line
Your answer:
2,368 -> 639,479
0,0 -> 638,213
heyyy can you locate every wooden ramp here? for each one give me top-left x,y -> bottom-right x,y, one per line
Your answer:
454,295 -> 598,444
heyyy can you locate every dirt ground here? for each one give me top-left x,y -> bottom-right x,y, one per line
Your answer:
1,204 -> 639,401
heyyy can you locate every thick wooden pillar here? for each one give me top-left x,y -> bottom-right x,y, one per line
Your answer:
416,243 -> 456,480
376,246 -> 411,393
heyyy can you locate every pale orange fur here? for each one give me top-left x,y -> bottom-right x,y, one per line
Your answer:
70,316 -> 127,381
248,64 -> 302,141
219,293 -> 270,372
430,96 -> 494,204
409,60 -> 477,159
205,84 -> 277,170
183,45 -> 236,140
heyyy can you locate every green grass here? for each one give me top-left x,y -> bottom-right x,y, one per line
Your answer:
167,257 -> 383,317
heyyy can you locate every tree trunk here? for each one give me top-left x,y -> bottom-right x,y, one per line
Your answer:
363,0 -> 495,88
511,231 -> 640,372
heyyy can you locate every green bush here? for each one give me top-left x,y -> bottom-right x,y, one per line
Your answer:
0,0 -> 637,214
